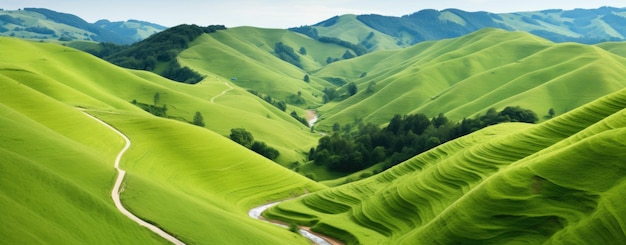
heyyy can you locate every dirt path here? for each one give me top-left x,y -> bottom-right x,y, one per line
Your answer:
249,201 -> 343,245
305,110 -> 318,127
83,112 -> 185,245
211,82 -> 234,103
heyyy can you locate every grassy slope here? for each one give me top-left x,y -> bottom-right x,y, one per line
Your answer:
312,29 -> 626,131
0,37 -> 326,244
265,87 -> 626,244
598,41 -> 626,57
312,14 -> 402,51
178,26 -> 353,106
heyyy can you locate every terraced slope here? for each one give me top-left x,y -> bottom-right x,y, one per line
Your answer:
312,28 -> 626,131
265,87 -> 626,244
0,37 -> 325,244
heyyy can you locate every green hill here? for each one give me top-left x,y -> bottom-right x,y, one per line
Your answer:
0,8 -> 165,44
293,7 -> 626,52
311,28 -> 626,131
0,37 -> 325,244
265,87 -> 626,244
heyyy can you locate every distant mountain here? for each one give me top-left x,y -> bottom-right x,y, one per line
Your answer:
292,6 -> 626,52
0,8 -> 166,44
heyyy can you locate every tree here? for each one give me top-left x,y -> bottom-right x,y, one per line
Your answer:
347,82 -> 357,96
548,108 -> 555,118
229,128 -> 254,148
299,47 -> 307,55
304,74 -> 310,83
153,92 -> 160,105
192,111 -> 205,127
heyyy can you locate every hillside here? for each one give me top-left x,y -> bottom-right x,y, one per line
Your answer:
265,87 -> 626,244
310,28 -> 626,131
0,8 -> 165,44
0,36 -> 327,244
293,6 -> 626,52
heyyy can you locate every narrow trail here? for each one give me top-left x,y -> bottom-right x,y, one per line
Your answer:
211,82 -> 234,103
83,112 -> 185,245
249,201 -> 341,245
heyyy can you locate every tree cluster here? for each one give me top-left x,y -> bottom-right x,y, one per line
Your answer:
290,111 -> 309,126
229,128 -> 280,160
318,37 -> 367,56
309,106 -> 538,173
85,24 -> 226,84
274,42 -> 302,68
247,90 -> 287,111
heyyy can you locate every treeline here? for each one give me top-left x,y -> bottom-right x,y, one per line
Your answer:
309,106 -> 538,173
229,128 -> 280,160
322,82 -> 357,103
274,42 -> 301,68
85,24 -> 226,84
247,90 -> 287,111
131,92 -> 205,127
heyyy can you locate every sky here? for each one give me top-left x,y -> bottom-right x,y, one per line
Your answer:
3,0 -> 625,28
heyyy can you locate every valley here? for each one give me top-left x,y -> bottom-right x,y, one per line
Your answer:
1,4 -> 626,245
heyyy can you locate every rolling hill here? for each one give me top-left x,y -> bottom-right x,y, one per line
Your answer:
0,8 -> 165,44
310,28 -> 626,131
293,6 -> 626,52
0,36 -> 326,244
265,86 -> 626,244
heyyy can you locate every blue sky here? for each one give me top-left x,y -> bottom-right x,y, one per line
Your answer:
3,0 -> 625,28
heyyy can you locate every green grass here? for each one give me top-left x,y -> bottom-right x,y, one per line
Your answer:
265,87 -> 626,244
0,37 -> 327,244
311,29 -> 626,131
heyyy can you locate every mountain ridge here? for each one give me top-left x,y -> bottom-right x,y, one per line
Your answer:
292,6 -> 626,52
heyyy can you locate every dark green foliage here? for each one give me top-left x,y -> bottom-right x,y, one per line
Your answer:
299,47 -> 307,55
131,99 -> 168,117
247,90 -> 287,111
230,128 -> 254,148
274,42 -> 302,68
0,15 -> 23,25
192,111 -> 205,127
229,128 -> 280,160
548,108 -> 556,118
290,111 -> 309,126
289,26 -> 319,39
318,36 -> 367,56
251,141 -> 280,160
342,50 -> 355,59
322,87 -> 338,103
23,26 -> 54,35
0,26 -> 8,33
310,106 -> 538,173
347,82 -> 357,96
303,74 -> 310,83
86,24 -> 225,83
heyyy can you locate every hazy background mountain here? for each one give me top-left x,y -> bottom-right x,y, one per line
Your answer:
292,7 -> 626,52
0,8 -> 166,44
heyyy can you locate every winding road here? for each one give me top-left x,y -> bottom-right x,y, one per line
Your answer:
211,82 -> 234,103
248,202 -> 337,245
83,112 -> 185,245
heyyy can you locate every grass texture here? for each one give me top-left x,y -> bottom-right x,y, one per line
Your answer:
0,37 -> 325,244
265,87 -> 626,244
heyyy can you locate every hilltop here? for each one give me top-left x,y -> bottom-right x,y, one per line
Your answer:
0,8 -> 165,44
293,6 -> 626,52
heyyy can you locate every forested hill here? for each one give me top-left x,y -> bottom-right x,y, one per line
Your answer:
291,6 -> 626,52
0,8 -> 165,44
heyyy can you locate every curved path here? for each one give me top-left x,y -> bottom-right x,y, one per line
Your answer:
249,202 -> 338,245
211,82 -> 234,103
84,112 -> 185,245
